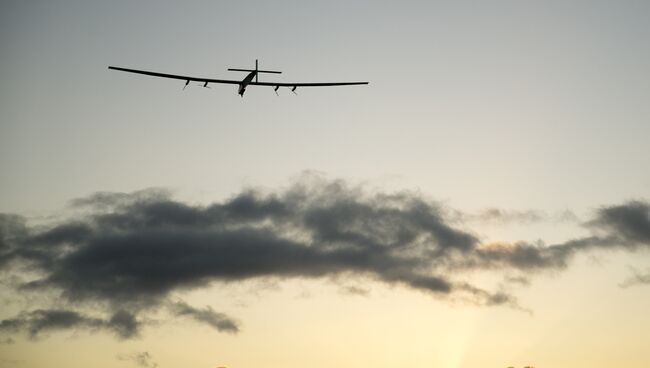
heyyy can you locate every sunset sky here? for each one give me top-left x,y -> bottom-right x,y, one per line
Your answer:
2,1 -> 650,368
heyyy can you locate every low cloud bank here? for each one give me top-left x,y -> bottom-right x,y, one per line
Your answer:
1,178 -> 649,339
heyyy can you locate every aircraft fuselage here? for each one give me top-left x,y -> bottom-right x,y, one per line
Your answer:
238,71 -> 257,97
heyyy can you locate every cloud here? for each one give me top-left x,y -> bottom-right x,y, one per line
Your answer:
0,214 -> 28,267
0,177 -> 649,340
69,188 -> 171,210
589,201 -> 650,245
503,275 -> 531,286
460,208 -> 578,225
338,285 -> 370,296
464,200 -> 650,272
170,301 -> 239,333
0,309 -> 139,339
465,208 -> 546,224
1,179 -> 490,308
620,267 -> 650,288
116,352 -> 158,368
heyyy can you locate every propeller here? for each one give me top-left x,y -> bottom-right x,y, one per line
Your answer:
274,85 -> 279,96
202,81 -> 210,89
183,80 -> 189,90
291,86 -> 297,95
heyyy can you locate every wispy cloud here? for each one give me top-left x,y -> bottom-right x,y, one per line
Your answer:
0,309 -> 139,339
460,208 -> 579,225
116,352 -> 158,368
170,301 -> 239,333
620,267 -> 650,288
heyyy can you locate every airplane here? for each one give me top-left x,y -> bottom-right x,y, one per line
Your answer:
108,60 -> 368,97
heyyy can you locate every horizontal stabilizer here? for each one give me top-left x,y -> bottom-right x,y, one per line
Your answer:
228,68 -> 282,74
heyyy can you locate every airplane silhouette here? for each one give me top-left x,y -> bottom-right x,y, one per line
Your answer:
108,60 -> 368,97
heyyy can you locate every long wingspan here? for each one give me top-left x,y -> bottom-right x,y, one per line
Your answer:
108,66 -> 241,85
108,66 -> 368,87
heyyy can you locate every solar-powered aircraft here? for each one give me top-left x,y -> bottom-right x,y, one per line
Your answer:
108,60 -> 368,97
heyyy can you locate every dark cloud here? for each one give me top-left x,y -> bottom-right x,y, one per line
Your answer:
170,301 -> 239,333
108,310 -> 140,339
0,214 -> 28,266
589,201 -> 650,245
116,352 -> 158,368
0,179 -> 649,340
1,180 -> 489,308
0,309 -> 139,339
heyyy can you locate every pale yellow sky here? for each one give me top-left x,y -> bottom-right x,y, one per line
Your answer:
2,263 -> 649,368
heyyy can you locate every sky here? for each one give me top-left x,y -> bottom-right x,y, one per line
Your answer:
1,1 -> 650,368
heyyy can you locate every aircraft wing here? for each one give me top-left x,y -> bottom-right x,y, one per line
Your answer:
108,66 -> 241,85
250,81 -> 369,87
108,66 -> 368,87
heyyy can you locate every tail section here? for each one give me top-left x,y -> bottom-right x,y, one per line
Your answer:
228,59 -> 282,82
